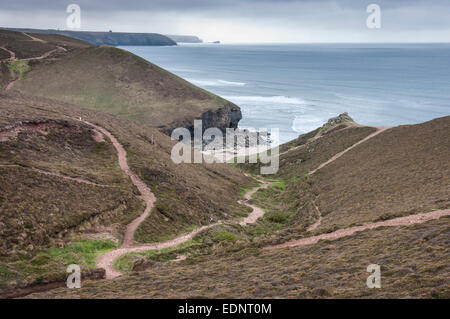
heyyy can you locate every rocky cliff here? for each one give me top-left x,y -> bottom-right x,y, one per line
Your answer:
3,28 -> 176,46
166,35 -> 203,43
164,102 -> 242,136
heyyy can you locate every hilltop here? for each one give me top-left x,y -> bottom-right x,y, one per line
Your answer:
2,28 -> 176,46
0,30 -> 250,295
1,30 -> 241,134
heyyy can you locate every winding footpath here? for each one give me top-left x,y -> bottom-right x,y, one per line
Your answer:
0,164 -> 113,188
265,209 -> 450,250
239,177 -> 271,226
0,46 -> 16,61
308,126 -> 390,175
3,36 -> 66,92
78,122 -> 450,277
78,119 -> 275,279
265,126 -> 450,249
2,72 -> 446,279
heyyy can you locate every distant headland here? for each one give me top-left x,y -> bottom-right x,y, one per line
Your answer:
165,35 -> 203,43
1,27 -> 177,46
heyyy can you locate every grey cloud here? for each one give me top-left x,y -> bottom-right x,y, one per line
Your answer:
1,0 -> 449,42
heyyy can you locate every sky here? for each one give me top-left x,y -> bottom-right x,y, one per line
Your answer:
1,0 -> 450,43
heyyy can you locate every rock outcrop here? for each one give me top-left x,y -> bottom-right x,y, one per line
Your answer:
323,112 -> 354,127
165,102 -> 242,136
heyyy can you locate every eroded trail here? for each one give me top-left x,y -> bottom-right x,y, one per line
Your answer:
239,178 -> 271,226
85,123 -> 270,279
22,32 -> 46,43
308,127 -> 390,175
266,125 -> 450,250
264,209 -> 450,250
3,45 -> 66,92
78,120 -> 161,278
0,46 -> 16,61
0,164 -> 112,187
90,123 -> 395,278
303,126 -> 390,230
83,120 -> 271,279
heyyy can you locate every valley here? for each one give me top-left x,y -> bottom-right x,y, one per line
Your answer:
0,30 -> 448,299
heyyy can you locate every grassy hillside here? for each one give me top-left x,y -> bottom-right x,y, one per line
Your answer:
310,117 -> 450,231
25,115 -> 450,299
0,93 -> 251,292
4,28 -> 177,46
0,30 -> 58,59
10,44 -> 240,132
1,29 -> 448,299
0,30 -> 92,91
27,216 -> 449,298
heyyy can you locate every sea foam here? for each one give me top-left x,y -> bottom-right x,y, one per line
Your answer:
223,95 -> 305,105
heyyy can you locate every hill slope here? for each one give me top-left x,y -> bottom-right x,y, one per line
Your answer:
1,29 -> 449,299
3,28 -> 177,46
0,92 -> 251,294
0,30 -> 249,292
4,31 -> 241,133
26,115 -> 450,299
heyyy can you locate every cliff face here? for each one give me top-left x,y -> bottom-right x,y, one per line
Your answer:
166,35 -> 203,43
164,102 -> 242,136
3,29 -> 241,140
3,28 -> 176,46
199,103 -> 242,132
323,112 -> 354,127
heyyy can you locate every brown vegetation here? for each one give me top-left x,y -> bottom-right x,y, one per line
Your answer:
9,43 -> 239,132
310,117 -> 450,231
26,217 -> 450,298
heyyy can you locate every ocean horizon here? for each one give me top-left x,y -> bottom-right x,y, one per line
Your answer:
120,43 -> 450,144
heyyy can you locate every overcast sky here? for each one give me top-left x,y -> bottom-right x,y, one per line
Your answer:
1,0 -> 450,43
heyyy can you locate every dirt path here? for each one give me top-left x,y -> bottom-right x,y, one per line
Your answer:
306,202 -> 322,232
89,123 -> 391,278
5,79 -> 19,91
265,209 -> 450,250
0,164 -> 113,187
279,122 -> 361,156
96,172 -> 271,279
0,46 -> 16,61
239,179 -> 271,226
308,126 -> 390,175
3,46 -> 65,92
76,125 -> 271,279
80,120 -> 157,243
73,119 -> 156,278
97,223 -> 222,279
270,125 -> 450,247
300,126 -> 390,230
22,32 -> 46,43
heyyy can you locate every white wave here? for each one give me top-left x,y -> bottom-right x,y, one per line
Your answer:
186,78 -> 246,87
291,115 -> 324,134
167,67 -> 200,73
217,80 -> 246,86
223,95 -> 305,105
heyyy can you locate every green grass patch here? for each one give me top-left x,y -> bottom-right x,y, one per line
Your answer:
0,240 -> 117,288
271,181 -> 286,190
212,230 -> 239,242
8,59 -> 30,79
35,240 -> 117,269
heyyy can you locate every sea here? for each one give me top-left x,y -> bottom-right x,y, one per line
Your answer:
120,43 -> 450,144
